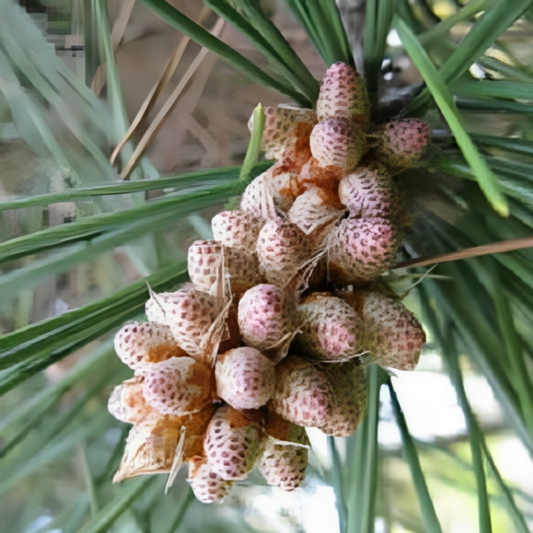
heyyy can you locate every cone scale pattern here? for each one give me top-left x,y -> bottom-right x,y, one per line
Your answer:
258,414 -> 310,490
109,62 -> 429,502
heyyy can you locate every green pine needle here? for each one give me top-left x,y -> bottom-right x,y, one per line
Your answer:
284,0 -> 353,67
138,0 -> 313,107
395,16 -> 508,216
389,379 -> 444,533
240,103 -> 266,181
204,0 -> 319,104
76,477 -> 158,533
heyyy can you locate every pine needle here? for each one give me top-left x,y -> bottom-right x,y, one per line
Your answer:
393,236 -> 533,269
395,16 -> 508,216
110,7 -> 211,167
165,427 -> 186,494
91,0 -> 135,96
120,17 -> 225,179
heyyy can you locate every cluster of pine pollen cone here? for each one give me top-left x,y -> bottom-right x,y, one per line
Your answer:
108,62 -> 430,503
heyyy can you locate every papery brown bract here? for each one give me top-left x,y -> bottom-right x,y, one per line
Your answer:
240,167 -> 299,218
108,377 -> 154,423
288,187 -> 345,236
113,321 -> 179,369
113,407 -> 214,482
141,356 -> 212,416
249,106 -> 317,161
